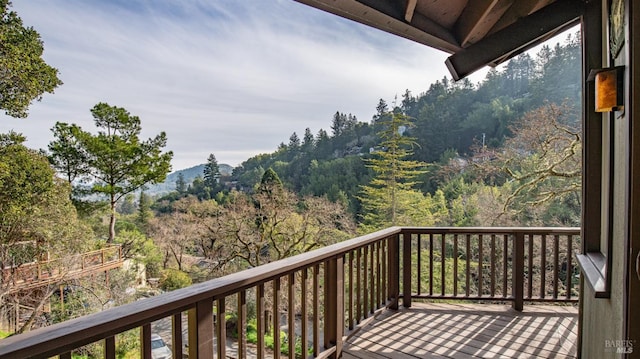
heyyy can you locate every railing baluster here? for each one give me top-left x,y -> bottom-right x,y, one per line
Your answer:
527,234 -> 534,299
172,312 -> 183,359
257,284 -> 266,359
141,323 -> 151,359
540,234 -> 547,298
490,234 -> 496,297
465,234 -> 471,297
402,232 -> 412,308
503,234 -> 508,298
363,246 -> 368,316
348,251 -> 354,330
273,278 -> 281,359
429,233 -> 434,296
513,232 -> 525,311
441,234 -> 446,296
238,291 -> 247,359
369,243 -> 375,314
356,248 -> 362,323
553,235 -> 560,299
105,336 -> 116,359
381,238 -> 387,307
313,264 -> 319,357
288,273 -> 295,359
388,233 -> 400,310
376,241 -> 382,309
417,233 -> 422,295
217,297 -> 226,359
453,234 -> 458,297
566,235 -> 574,300
478,234 -> 483,297
301,268 -> 308,359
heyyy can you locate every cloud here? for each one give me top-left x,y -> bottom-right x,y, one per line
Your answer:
1,0 -> 455,169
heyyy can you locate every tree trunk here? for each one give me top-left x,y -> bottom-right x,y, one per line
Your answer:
16,287 -> 56,334
108,196 -> 116,243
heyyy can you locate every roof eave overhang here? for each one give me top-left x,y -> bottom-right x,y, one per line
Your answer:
294,0 -> 462,54
295,0 -> 585,80
446,0 -> 584,80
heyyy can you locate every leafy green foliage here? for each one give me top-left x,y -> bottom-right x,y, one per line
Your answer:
243,319 -> 308,358
48,122 -> 87,184
160,268 -> 192,291
0,0 -> 62,118
0,131 -> 92,272
50,103 -> 173,242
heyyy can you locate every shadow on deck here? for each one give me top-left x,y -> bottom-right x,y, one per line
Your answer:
343,303 -> 578,359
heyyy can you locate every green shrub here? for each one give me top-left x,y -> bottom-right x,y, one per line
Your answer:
116,329 -> 140,358
160,269 -> 192,291
243,319 -> 309,358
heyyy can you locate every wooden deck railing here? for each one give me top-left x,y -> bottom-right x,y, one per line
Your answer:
2,245 -> 124,293
0,227 -> 580,359
400,228 -> 580,310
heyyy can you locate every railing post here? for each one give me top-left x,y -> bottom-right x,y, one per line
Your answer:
387,234 -> 400,310
402,233 -> 412,308
324,256 -> 344,358
513,231 -> 525,311
187,299 -> 214,359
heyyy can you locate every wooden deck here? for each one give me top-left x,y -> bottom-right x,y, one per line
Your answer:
343,303 -> 578,359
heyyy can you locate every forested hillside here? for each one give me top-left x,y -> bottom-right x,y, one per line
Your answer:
230,32 -> 581,225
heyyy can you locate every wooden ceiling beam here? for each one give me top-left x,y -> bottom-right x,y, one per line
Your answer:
405,0 -> 418,22
455,0 -> 513,47
489,0 -> 555,34
409,12 -> 460,49
445,0 -> 583,80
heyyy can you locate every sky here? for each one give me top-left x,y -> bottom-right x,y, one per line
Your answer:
2,0 -> 487,170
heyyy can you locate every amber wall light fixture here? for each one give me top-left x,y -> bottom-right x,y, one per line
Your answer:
587,66 -> 625,112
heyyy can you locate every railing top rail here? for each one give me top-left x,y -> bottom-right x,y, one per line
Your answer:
1,245 -> 123,272
0,227 -> 402,358
79,244 -> 122,258
401,227 -> 580,235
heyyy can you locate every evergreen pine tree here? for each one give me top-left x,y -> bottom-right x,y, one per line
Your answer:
259,168 -> 283,196
203,153 -> 220,193
175,172 -> 187,194
359,111 -> 426,230
137,191 -> 153,232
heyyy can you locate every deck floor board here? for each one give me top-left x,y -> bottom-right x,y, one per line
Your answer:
343,303 -> 578,359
